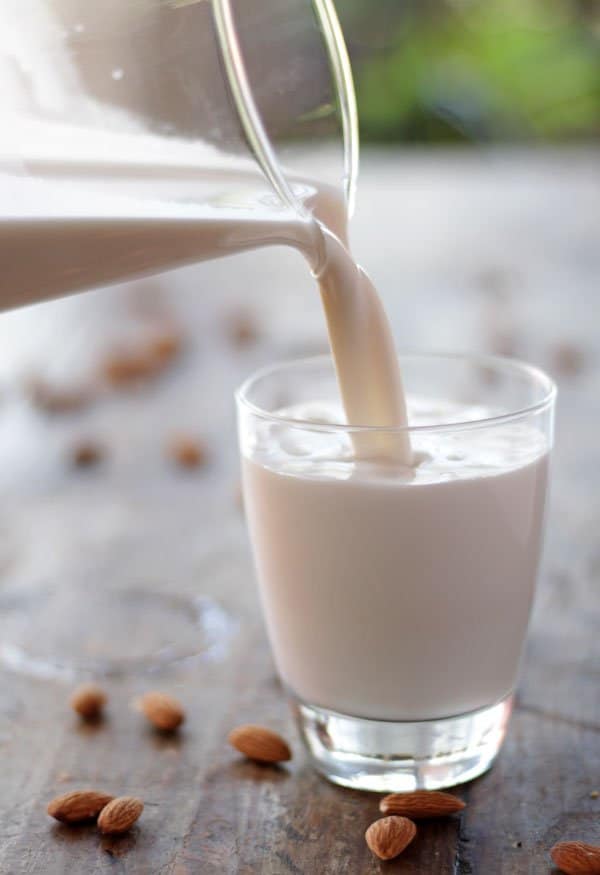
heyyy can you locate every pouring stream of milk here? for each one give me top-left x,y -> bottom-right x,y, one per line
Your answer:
1,0 -> 412,464
315,228 -> 412,463
1,166 -> 412,463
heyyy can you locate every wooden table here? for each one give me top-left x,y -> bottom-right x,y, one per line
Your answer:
0,149 -> 598,873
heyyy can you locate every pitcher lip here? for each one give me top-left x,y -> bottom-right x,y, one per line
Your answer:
235,352 -> 557,434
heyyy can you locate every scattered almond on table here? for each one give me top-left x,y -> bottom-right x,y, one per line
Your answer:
43,694 -> 600,867
101,324 -> 184,389
71,439 -> 105,468
379,790 -> 465,818
69,683 -> 107,720
227,312 -> 259,348
228,724 -> 291,764
167,435 -> 207,470
365,815 -> 416,861
26,377 -> 93,414
101,349 -> 158,388
47,790 -> 114,824
145,326 -> 183,367
97,796 -> 144,835
138,691 -> 185,732
551,341 -> 585,378
550,840 -> 600,875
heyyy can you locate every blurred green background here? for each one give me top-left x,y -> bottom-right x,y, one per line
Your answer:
340,0 -> 600,143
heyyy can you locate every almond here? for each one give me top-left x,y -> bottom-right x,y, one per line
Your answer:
228,724 -> 291,764
227,312 -> 259,347
551,342 -> 585,378
71,439 -> 104,468
550,841 -> 600,874
47,790 -> 114,823
146,328 -> 183,366
168,436 -> 207,469
379,790 -> 465,818
102,349 -> 160,387
27,377 -> 93,414
139,691 -> 185,731
69,683 -> 107,720
97,796 -> 144,835
365,816 -> 417,861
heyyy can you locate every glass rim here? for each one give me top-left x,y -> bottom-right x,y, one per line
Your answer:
235,352 -> 557,435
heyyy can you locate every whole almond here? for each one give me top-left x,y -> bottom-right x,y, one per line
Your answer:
168,436 -> 207,470
365,816 -> 417,861
71,439 -> 104,468
228,724 -> 291,764
146,328 -> 183,366
27,377 -> 93,414
102,350 -> 157,387
98,796 -> 144,835
550,841 -> 600,875
69,683 -> 107,720
47,790 -> 114,823
139,691 -> 185,731
379,790 -> 465,818
227,312 -> 259,347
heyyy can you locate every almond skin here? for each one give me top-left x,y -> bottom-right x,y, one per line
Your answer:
379,790 -> 466,819
71,439 -> 104,468
139,691 -> 185,731
146,328 -> 182,366
228,724 -> 291,764
27,378 -> 92,414
227,312 -> 259,347
168,436 -> 207,470
47,790 -> 114,823
365,816 -> 417,861
102,350 -> 157,387
550,841 -> 600,875
69,683 -> 107,720
97,796 -> 144,835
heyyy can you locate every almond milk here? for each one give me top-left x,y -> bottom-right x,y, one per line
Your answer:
241,400 -> 549,721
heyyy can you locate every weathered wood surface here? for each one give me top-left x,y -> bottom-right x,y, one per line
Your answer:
0,150 -> 598,874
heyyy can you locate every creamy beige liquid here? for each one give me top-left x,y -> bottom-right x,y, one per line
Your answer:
1,161 -> 411,461
0,168 -> 313,309
317,231 -> 411,462
242,401 -> 549,720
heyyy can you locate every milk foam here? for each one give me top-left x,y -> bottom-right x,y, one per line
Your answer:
247,398 -> 548,485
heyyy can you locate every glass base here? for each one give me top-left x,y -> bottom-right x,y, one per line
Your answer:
0,587 -> 236,680
293,694 -> 513,792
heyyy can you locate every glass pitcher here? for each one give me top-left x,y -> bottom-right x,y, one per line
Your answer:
0,0 -> 358,309
0,0 -> 359,678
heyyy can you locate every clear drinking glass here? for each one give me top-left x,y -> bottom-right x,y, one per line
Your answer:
237,353 -> 556,791
0,0 -> 357,308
